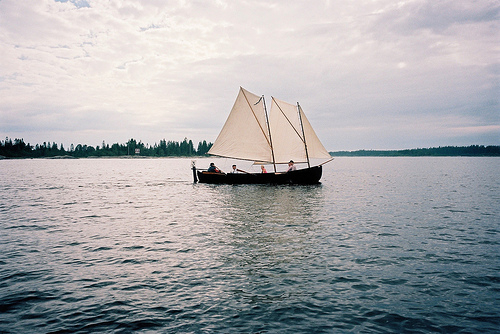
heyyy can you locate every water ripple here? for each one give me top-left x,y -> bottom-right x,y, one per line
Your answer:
0,157 -> 499,333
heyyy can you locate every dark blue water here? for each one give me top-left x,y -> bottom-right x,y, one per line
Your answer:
1,157 -> 499,333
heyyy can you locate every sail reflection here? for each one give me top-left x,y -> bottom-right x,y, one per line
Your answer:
204,184 -> 328,305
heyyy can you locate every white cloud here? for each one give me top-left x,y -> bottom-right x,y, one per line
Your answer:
0,0 -> 498,150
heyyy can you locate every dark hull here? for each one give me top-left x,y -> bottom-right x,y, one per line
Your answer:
195,166 -> 323,185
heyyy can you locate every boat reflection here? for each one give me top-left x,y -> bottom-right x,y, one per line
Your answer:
205,184 -> 328,305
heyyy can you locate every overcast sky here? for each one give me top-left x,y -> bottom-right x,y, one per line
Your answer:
1,0 -> 498,151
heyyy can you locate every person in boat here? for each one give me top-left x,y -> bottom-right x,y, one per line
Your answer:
261,165 -> 267,173
287,160 -> 297,172
207,162 -> 221,173
231,165 -> 238,173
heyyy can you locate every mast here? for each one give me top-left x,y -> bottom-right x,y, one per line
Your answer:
297,102 -> 310,168
262,96 -> 277,172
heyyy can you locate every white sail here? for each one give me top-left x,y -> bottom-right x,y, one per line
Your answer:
297,103 -> 332,160
209,87 -> 331,165
269,97 -> 308,164
208,87 -> 273,162
269,97 -> 331,164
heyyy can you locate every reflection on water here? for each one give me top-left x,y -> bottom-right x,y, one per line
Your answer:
220,184 -> 325,223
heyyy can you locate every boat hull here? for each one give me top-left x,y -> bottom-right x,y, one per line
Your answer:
195,166 -> 323,185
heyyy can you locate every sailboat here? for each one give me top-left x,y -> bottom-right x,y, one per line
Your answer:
192,87 -> 333,184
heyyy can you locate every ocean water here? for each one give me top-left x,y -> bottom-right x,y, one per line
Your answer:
0,157 -> 499,333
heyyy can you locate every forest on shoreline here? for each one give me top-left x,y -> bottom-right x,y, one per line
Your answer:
330,145 -> 500,157
0,137 -> 212,158
1,138 -> 499,158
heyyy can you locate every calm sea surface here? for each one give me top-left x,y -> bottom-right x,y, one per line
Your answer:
0,157 -> 499,333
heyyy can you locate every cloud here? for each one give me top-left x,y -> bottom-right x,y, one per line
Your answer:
373,0 -> 500,33
0,0 -> 498,150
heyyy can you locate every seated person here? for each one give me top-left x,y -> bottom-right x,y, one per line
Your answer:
207,162 -> 221,173
287,160 -> 296,172
261,165 -> 267,173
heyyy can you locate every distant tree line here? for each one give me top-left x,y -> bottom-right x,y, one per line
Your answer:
0,137 -> 213,158
330,145 -> 500,157
2,139 -> 498,158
